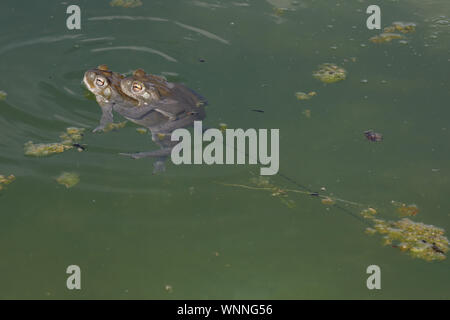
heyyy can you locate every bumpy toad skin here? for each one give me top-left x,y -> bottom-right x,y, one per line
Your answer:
120,69 -> 207,122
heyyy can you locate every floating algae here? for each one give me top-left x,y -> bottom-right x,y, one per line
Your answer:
220,175 -> 450,262
313,64 -> 347,84
321,197 -> 335,205
0,174 -> 15,191
110,0 -> 143,8
369,33 -> 404,44
384,22 -> 416,34
369,217 -> 449,261
136,127 -> 148,134
56,172 -> 80,189
103,121 -> 127,133
25,127 -> 85,157
219,123 -> 228,132
0,90 -> 7,100
392,201 -> 419,217
295,91 -> 317,101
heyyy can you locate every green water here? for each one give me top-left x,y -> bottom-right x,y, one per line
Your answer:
1,0 -> 449,299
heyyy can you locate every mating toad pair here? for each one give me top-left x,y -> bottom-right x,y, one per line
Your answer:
83,65 -> 207,172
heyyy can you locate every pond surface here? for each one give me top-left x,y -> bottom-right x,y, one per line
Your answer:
0,0 -> 449,299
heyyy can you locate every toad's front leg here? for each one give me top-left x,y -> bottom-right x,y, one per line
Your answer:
93,104 -> 114,133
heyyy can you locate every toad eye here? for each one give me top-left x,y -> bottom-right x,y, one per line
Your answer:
132,82 -> 144,93
95,77 -> 106,87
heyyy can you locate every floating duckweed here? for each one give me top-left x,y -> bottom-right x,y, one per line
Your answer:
365,227 -> 377,235
136,127 -> 148,134
103,121 -> 127,132
110,0 -> 143,8
0,174 -> 15,191
384,22 -> 416,34
369,33 -> 404,44
295,91 -> 317,100
313,63 -> 347,84
0,90 -> 7,100
56,172 -> 80,189
25,127 -> 85,157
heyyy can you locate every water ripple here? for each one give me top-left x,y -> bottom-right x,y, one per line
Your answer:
0,34 -> 83,55
91,46 -> 178,62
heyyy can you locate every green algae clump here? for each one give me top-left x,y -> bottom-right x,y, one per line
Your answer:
384,22 -> 416,34
56,172 -> 80,189
313,64 -> 347,84
24,142 -> 72,157
295,91 -> 317,101
367,215 -> 449,261
25,127 -> 86,157
103,121 -> 127,133
110,0 -> 143,8
369,33 -> 404,44
0,174 -> 15,191
136,127 -> 148,134
0,90 -> 7,100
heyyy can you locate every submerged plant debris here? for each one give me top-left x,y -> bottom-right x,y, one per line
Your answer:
0,90 -> 7,100
313,64 -> 347,84
56,172 -> 80,189
0,174 -> 15,191
220,176 -> 450,262
24,127 -> 85,157
295,91 -> 317,100
110,0 -> 143,8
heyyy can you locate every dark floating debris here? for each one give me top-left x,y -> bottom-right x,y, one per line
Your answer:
251,109 -> 265,113
364,130 -> 383,142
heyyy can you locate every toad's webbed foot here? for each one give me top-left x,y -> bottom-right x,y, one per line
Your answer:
93,125 -> 106,133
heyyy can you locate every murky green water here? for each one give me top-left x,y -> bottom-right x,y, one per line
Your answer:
1,0 -> 449,299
